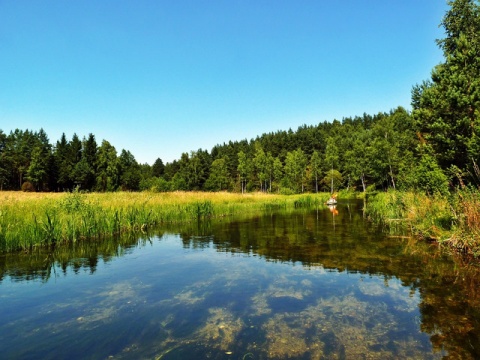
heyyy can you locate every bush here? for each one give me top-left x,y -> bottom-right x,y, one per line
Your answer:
279,187 -> 295,195
140,177 -> 171,192
21,181 -> 35,192
413,152 -> 449,196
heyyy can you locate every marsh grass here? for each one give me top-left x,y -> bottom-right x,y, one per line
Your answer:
0,191 -> 332,252
446,188 -> 480,256
365,191 -> 453,237
365,190 -> 480,256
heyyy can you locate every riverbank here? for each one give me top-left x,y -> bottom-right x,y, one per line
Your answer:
5,189 -> 478,256
364,189 -> 480,257
0,190 -> 338,252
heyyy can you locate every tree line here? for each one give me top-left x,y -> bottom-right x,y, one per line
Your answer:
1,0 -> 478,195
146,107 -> 423,194
0,130 -> 148,192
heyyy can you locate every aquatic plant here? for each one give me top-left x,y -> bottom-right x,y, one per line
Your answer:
188,200 -> 214,219
294,195 -> 313,208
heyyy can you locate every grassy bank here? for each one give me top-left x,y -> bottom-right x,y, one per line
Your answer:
0,191 -> 336,252
364,189 -> 480,257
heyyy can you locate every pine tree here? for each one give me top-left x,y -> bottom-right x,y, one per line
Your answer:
413,0 -> 480,181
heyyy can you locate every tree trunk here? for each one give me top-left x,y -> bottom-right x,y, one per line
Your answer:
18,169 -> 23,188
389,165 -> 396,190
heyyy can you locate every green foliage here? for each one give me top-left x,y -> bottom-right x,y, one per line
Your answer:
284,148 -> 307,192
26,145 -> 48,190
272,157 -> 283,193
413,0 -> 480,180
171,172 -> 188,191
342,127 -> 371,192
205,158 -> 229,191
140,177 -> 171,192
152,157 -> 165,177
324,137 -> 339,172
72,157 -> 94,190
118,149 -> 141,191
237,150 -> 249,193
95,140 -> 119,191
412,150 -> 450,196
254,144 -> 269,192
322,169 -> 343,193
309,150 -> 322,192
279,187 -> 295,195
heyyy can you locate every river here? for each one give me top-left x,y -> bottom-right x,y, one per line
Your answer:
1,201 -> 479,359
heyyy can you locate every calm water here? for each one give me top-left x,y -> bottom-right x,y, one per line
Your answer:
1,201 -> 480,359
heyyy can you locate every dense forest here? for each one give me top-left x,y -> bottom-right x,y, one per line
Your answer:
1,0 -> 479,195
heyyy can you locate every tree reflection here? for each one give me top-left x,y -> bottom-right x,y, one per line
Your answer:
1,201 -> 479,358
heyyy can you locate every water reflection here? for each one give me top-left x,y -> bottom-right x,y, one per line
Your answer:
1,201 -> 480,359
0,233 -> 158,283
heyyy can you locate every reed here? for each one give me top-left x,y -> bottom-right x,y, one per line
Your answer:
365,190 -> 480,256
445,188 -> 480,255
0,191 -> 331,252
365,191 -> 452,235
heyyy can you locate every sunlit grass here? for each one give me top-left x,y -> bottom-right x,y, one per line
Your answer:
0,191 -> 333,252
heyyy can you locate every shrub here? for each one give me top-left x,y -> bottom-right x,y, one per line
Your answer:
412,152 -> 449,196
279,187 -> 295,195
21,181 -> 35,192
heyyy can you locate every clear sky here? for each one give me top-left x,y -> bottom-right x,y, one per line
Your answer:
0,1 -> 448,164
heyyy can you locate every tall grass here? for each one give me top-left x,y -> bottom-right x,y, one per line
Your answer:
365,189 -> 480,256
446,188 -> 480,255
0,191 -> 332,252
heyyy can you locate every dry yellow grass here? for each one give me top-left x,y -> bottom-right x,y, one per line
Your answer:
85,191 -> 285,206
0,190 -> 284,208
0,191 -> 65,203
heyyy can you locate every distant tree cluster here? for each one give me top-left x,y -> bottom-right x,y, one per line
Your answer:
0,130 -> 147,192
140,108 -> 420,194
1,0 -> 478,194
0,109 -> 422,194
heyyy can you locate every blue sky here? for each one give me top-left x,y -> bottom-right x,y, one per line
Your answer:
0,1 -> 448,164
